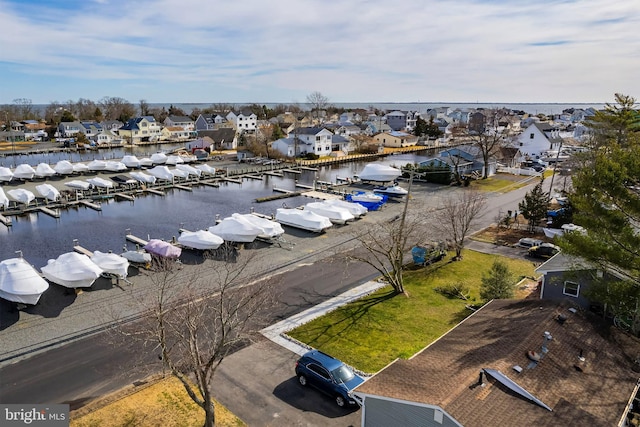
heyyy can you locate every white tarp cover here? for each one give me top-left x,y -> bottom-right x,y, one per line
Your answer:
35,183 -> 61,201
13,164 -> 36,180
91,251 -> 130,278
171,168 -> 189,179
121,250 -> 152,264
104,161 -> 127,172
86,177 -> 114,188
150,152 -> 168,164
147,166 -> 174,181
0,167 -> 13,182
165,155 -> 184,165
208,216 -> 263,243
7,188 -> 35,204
72,163 -> 90,173
35,163 -> 56,178
122,155 -> 141,168
275,208 -> 333,233
130,171 -> 157,184
324,199 -> 368,217
87,160 -> 107,171
176,164 -> 201,177
178,230 -> 224,250
54,160 -> 74,175
41,252 -> 103,288
65,180 -> 91,190
139,157 -> 153,167
304,202 -> 355,224
358,163 -> 402,182
195,164 -> 216,175
0,187 -> 9,209
0,257 -> 49,305
232,213 -> 284,239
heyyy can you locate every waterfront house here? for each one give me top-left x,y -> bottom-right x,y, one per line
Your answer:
194,113 -> 228,131
101,120 -> 123,133
118,116 -> 161,144
91,129 -> 122,146
420,145 -> 496,177
272,127 -> 333,157
515,122 -> 563,159
385,110 -> 421,132
197,128 -> 237,150
373,131 -> 418,148
185,137 -> 213,153
161,126 -> 191,141
227,108 -> 257,133
164,115 -> 195,132
80,121 -> 103,139
58,121 -> 83,139
354,298 -> 639,427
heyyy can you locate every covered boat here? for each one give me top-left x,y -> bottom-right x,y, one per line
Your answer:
104,161 -> 128,172
54,160 -> 74,175
373,185 -> 408,197
0,257 -> 49,305
65,180 -> 91,190
41,252 -> 103,288
13,164 -> 36,180
275,208 -> 333,233
87,160 -> 108,171
130,171 -> 157,184
7,188 -> 35,205
176,164 -> 202,177
122,155 -> 141,168
303,201 -> 355,225
543,223 -> 586,239
195,164 -> 216,175
35,163 -> 56,178
171,168 -> 190,179
35,183 -> 61,202
147,165 -> 174,181
110,175 -> 137,186
0,187 -> 9,209
346,191 -> 387,211
178,230 -> 224,250
139,157 -> 154,167
0,167 -> 13,182
150,152 -> 168,164
91,251 -> 130,278
358,163 -> 402,182
72,163 -> 90,173
121,250 -> 152,264
165,155 -> 184,165
208,216 -> 263,243
87,177 -> 114,188
323,199 -> 368,218
144,239 -> 182,259
232,213 -> 285,239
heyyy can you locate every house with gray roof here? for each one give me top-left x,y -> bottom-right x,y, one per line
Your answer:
194,113 -> 228,131
197,128 -> 237,150
272,127 -> 333,157
354,298 -> 640,427
227,108 -> 257,133
164,115 -> 195,132
515,122 -> 564,159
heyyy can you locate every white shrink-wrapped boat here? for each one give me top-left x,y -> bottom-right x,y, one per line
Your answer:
122,155 -> 141,169
150,152 -> 168,164
171,168 -> 190,179
208,216 -> 263,243
0,167 -> 13,182
41,252 -> 103,288
0,257 -> 49,305
121,250 -> 152,264
147,166 -> 174,181
176,164 -> 202,177
324,199 -> 368,218
373,185 -> 408,197
0,187 -> 9,209
7,188 -> 35,205
178,230 -> 224,250
72,163 -> 90,173
139,157 -> 154,168
54,160 -> 74,175
358,163 -> 402,182
86,177 -> 114,188
304,202 -> 355,225
87,160 -> 108,171
35,163 -> 56,178
165,155 -> 184,166
13,164 -> 36,180
130,171 -> 157,184
195,164 -> 216,175
35,183 -> 61,202
232,213 -> 285,239
91,251 -> 130,279
275,208 -> 333,233
104,161 -> 128,172
65,180 -> 91,190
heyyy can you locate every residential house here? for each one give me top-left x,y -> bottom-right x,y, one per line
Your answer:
161,126 -> 191,141
164,115 -> 195,132
373,131 -> 418,148
118,116 -> 162,144
58,121 -> 83,138
496,146 -> 524,168
468,111 -> 486,134
515,122 -> 564,159
101,120 -> 123,133
354,298 -> 639,427
197,128 -> 238,150
335,124 -> 362,137
331,134 -> 352,155
185,137 -> 214,153
227,108 -> 257,133
79,121 -> 103,139
272,127 -> 333,157
385,110 -> 421,132
21,120 -> 47,141
420,145 -> 497,177
362,120 -> 392,136
194,113 -> 228,131
339,111 -> 362,124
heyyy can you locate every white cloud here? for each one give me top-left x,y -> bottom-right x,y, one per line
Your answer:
0,0 -> 638,103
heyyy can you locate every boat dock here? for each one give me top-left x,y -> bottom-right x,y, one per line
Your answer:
115,193 -> 135,202
0,213 -> 12,227
79,200 -> 102,211
173,184 -> 193,192
126,234 -> 149,246
73,245 -> 94,257
38,206 -> 61,218
282,169 -> 301,175
263,171 -> 284,178
145,188 -> 165,196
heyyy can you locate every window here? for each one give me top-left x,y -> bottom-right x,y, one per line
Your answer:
316,136 -> 321,141
308,363 -> 330,380
563,281 -> 580,297
530,133 -> 534,139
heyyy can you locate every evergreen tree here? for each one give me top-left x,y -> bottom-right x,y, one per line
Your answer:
413,116 -> 428,136
518,178 -> 548,232
480,260 -> 515,301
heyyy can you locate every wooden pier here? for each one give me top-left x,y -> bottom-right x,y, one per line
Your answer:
244,175 -> 263,180
73,245 -> 94,257
145,188 -> 165,196
79,200 -> 102,211
255,190 -> 304,203
173,184 -> 193,192
38,206 -> 61,218
300,166 -> 319,171
222,177 -> 243,184
295,183 -> 314,190
201,180 -> 220,188
115,193 -> 135,202
263,171 -> 284,177
0,213 -> 12,227
282,169 -> 302,175
126,234 -> 149,246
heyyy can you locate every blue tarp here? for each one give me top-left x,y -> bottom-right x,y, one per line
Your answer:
345,192 -> 388,211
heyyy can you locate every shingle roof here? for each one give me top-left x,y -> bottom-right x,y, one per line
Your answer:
355,299 -> 639,427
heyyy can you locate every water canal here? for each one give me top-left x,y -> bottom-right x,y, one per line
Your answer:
0,152 -> 434,269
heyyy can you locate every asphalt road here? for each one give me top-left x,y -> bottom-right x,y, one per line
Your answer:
0,175 -> 552,426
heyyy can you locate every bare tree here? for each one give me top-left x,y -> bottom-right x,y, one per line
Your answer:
432,190 -> 487,260
306,91 -> 329,122
12,98 -> 35,120
139,99 -> 150,116
98,96 -> 135,121
126,251 -> 277,427
466,109 -> 515,179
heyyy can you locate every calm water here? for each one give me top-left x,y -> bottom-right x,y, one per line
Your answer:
0,153 -> 431,269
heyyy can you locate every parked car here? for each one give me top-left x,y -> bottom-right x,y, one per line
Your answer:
516,238 -> 543,249
295,350 -> 365,407
528,243 -> 560,259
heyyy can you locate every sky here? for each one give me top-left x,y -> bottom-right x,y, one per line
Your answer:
0,0 -> 638,105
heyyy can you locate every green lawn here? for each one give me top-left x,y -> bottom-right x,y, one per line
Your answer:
287,250 -> 537,373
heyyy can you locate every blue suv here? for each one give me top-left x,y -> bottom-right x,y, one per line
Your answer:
295,350 -> 365,407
